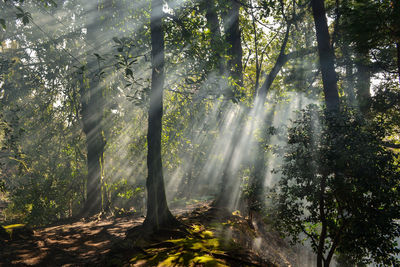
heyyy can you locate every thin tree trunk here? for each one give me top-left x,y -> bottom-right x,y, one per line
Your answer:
248,24 -> 290,218
317,177 -> 327,267
257,24 -> 290,100
143,0 -> 176,230
310,1 -> 340,263
311,0 -> 340,112
396,42 -> 400,85
252,9 -> 260,95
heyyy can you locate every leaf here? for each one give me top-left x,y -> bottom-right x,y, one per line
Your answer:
22,16 -> 29,25
128,59 -> 137,65
16,7 -> 24,13
93,53 -> 104,60
0,19 -> 6,29
125,68 -> 133,78
112,37 -> 121,44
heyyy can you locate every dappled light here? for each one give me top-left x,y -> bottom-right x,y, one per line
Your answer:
1,0 -> 400,266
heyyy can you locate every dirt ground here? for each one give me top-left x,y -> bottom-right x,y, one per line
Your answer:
1,215 -> 144,266
0,203 -> 206,267
1,203 -> 302,267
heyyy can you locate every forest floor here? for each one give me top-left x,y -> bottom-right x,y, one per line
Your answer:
1,202 -> 308,267
1,211 -> 144,266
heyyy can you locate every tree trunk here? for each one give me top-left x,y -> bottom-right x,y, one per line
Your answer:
257,25 -> 290,100
311,0 -> 340,112
79,1 -> 110,216
204,0 -> 225,75
143,0 -> 176,231
223,0 -> 243,91
213,108 -> 246,210
317,176 -> 327,267
248,25 -> 290,218
355,52 -> 371,115
342,45 -> 357,106
213,0 -> 244,209
80,73 -> 105,216
396,42 -> 400,85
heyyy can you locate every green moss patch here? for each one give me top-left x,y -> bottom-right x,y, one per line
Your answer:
2,224 -> 34,240
129,224 -> 229,266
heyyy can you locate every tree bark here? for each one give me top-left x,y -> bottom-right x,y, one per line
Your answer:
204,0 -> 225,75
213,0 -> 244,209
79,1 -> 110,216
311,0 -> 340,112
317,176 -> 327,267
80,72 -> 105,216
397,42 -> 400,85
257,24 -> 290,100
355,52 -> 371,115
143,0 -> 176,230
342,45 -> 357,106
223,0 -> 243,89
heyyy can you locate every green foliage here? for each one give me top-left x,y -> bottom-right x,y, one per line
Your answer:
107,179 -> 145,213
272,105 -> 400,265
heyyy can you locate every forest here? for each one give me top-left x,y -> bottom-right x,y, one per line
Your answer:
0,0 -> 399,266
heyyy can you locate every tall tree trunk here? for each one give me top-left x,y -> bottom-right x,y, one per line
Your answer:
311,2 -> 341,265
355,52 -> 371,115
223,0 -> 243,91
80,72 -> 105,216
79,1 -> 109,216
203,0 -> 225,75
213,0 -> 244,210
143,0 -> 176,230
311,0 -> 340,112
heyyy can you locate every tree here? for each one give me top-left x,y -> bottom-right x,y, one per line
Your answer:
143,0 -> 177,231
78,1 -> 112,216
79,66 -> 105,216
273,105 -> 400,267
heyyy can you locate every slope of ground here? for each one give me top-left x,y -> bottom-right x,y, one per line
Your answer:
1,215 -> 143,266
1,202 -> 305,266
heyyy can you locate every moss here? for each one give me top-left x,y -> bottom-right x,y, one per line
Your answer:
2,224 -> 33,240
128,224 -> 229,266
